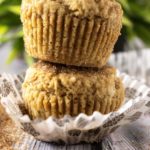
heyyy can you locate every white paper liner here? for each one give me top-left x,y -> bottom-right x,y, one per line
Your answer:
1,72 -> 150,144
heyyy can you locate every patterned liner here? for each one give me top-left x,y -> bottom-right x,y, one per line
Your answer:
21,3 -> 122,68
1,72 -> 150,144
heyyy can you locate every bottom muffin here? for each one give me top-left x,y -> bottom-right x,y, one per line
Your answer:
22,61 -> 124,119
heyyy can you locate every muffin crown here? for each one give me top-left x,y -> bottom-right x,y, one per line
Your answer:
22,0 -> 122,18
29,61 -> 116,76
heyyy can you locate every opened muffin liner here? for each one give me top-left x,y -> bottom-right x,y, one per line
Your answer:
21,2 -> 122,68
1,72 -> 150,144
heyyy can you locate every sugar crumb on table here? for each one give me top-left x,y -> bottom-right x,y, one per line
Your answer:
0,104 -> 23,150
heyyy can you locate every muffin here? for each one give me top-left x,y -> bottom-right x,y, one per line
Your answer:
22,61 -> 124,119
21,0 -> 123,68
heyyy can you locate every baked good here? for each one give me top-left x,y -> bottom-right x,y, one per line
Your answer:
21,0 -> 123,68
22,61 -> 124,119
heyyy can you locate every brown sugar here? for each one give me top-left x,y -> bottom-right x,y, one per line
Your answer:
0,104 -> 22,150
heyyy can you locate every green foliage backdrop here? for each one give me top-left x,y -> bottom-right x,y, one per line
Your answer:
0,0 -> 33,65
119,0 -> 150,45
0,0 -> 150,64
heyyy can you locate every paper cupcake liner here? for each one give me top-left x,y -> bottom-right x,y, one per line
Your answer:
21,3 -> 122,68
1,72 -> 150,144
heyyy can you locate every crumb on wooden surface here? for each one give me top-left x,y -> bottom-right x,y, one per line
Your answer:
0,104 -> 23,150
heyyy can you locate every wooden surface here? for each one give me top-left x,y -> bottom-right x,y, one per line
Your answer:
103,116 -> 150,150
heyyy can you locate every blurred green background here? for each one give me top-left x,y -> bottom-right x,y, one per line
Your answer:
0,0 -> 150,65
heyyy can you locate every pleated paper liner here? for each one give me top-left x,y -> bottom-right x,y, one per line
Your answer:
1,72 -> 150,144
21,2 -> 122,68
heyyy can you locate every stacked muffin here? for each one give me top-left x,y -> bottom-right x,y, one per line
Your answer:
21,0 -> 124,119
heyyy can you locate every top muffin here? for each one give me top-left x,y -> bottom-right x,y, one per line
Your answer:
21,0 -> 122,68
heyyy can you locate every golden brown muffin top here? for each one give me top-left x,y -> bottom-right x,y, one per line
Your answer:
22,0 -> 122,18
23,61 -> 117,100
31,61 -> 116,76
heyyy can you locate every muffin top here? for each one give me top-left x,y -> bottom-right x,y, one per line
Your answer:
23,61 -> 116,94
27,60 -> 116,77
22,0 -> 122,19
